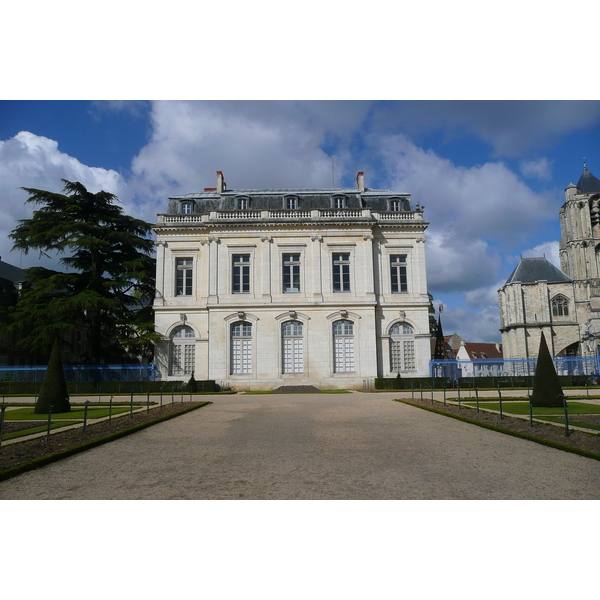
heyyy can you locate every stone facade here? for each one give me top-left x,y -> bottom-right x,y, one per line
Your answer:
499,165 -> 600,360
153,172 -> 431,390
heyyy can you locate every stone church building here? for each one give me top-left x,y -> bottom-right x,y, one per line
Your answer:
153,171 -> 431,389
499,164 -> 600,360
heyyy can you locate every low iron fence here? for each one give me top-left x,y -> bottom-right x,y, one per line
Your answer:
430,356 -> 600,379
0,364 -> 156,384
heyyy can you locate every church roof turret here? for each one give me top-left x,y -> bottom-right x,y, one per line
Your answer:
576,165 -> 600,194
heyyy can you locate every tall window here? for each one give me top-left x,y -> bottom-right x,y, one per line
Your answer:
237,197 -> 249,210
170,326 -> 195,376
390,255 -> 408,293
286,197 -> 298,210
176,258 -> 193,296
333,320 -> 354,372
232,254 -> 250,293
552,295 -> 569,317
283,254 -> 301,292
333,196 -> 346,209
181,202 -> 192,214
231,322 -> 252,374
282,321 -> 303,373
389,322 -> 415,372
390,199 -> 400,211
332,253 -> 351,292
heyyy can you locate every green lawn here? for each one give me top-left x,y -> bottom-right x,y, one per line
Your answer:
4,406 -> 133,420
2,421 -> 80,441
539,416 -> 600,431
462,401 -> 600,415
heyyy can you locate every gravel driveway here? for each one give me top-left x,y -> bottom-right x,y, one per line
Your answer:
0,392 -> 598,499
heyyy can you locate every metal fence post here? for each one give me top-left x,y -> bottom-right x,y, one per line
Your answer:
475,387 -> 479,413
498,387 -> 503,419
0,404 -> 6,448
562,394 -> 570,437
83,400 -> 89,433
46,405 -> 53,443
109,395 -> 113,426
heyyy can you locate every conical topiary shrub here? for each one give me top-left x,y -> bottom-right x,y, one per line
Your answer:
185,371 -> 198,394
34,339 -> 71,414
530,332 -> 564,408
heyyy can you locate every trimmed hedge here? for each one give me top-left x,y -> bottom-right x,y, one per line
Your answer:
0,379 -> 218,396
375,374 -> 593,391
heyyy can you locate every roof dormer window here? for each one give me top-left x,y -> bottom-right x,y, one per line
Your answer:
181,201 -> 193,214
332,195 -> 346,209
285,196 -> 299,210
237,197 -> 250,210
389,199 -> 401,212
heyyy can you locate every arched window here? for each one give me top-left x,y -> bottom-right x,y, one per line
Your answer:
231,321 -> 252,374
170,326 -> 196,376
389,322 -> 415,372
282,320 -> 303,373
551,295 -> 569,317
333,319 -> 354,372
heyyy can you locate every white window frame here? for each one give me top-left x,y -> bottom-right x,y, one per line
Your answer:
333,319 -> 355,372
237,197 -> 249,210
332,195 -> 346,209
389,322 -> 416,372
390,254 -> 408,293
285,196 -> 299,210
175,257 -> 193,296
332,252 -> 351,292
282,320 -> 304,373
170,325 -> 196,376
230,321 -> 252,374
180,201 -> 193,214
282,253 -> 301,293
232,254 -> 251,293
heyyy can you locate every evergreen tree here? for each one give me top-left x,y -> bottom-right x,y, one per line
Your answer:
530,332 -> 564,408
35,339 -> 70,414
8,180 -> 159,363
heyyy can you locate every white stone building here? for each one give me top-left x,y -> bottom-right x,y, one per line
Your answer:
499,164 -> 600,360
153,171 -> 431,390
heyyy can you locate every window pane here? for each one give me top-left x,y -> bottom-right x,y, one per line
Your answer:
176,258 -> 193,296
333,253 -> 350,292
390,255 -> 407,293
233,255 -> 250,293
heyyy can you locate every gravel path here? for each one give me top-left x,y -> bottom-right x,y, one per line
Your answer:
1,392 -> 598,499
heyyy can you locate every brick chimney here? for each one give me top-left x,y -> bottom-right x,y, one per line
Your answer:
356,171 -> 365,192
216,171 -> 226,193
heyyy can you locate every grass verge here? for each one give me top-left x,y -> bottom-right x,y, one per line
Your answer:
395,399 -> 600,462
0,402 -> 211,482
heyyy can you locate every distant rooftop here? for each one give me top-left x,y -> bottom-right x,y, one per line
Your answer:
0,258 -> 25,283
504,257 -> 571,286
576,165 -> 600,194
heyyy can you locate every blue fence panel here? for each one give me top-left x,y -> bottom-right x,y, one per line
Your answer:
0,364 -> 156,383
430,356 -> 600,378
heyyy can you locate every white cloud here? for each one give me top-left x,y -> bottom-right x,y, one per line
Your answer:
127,101 -> 359,226
438,304 -> 502,343
0,131 -> 128,269
521,240 -> 560,267
519,157 -> 553,180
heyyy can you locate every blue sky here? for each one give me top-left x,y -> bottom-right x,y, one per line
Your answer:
1,100 -> 599,342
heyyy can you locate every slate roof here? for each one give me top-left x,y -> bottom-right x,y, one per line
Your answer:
0,259 -> 24,283
167,187 -> 413,215
504,257 -> 571,285
576,166 -> 600,194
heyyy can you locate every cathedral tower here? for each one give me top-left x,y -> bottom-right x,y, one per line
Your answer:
559,164 -> 600,348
